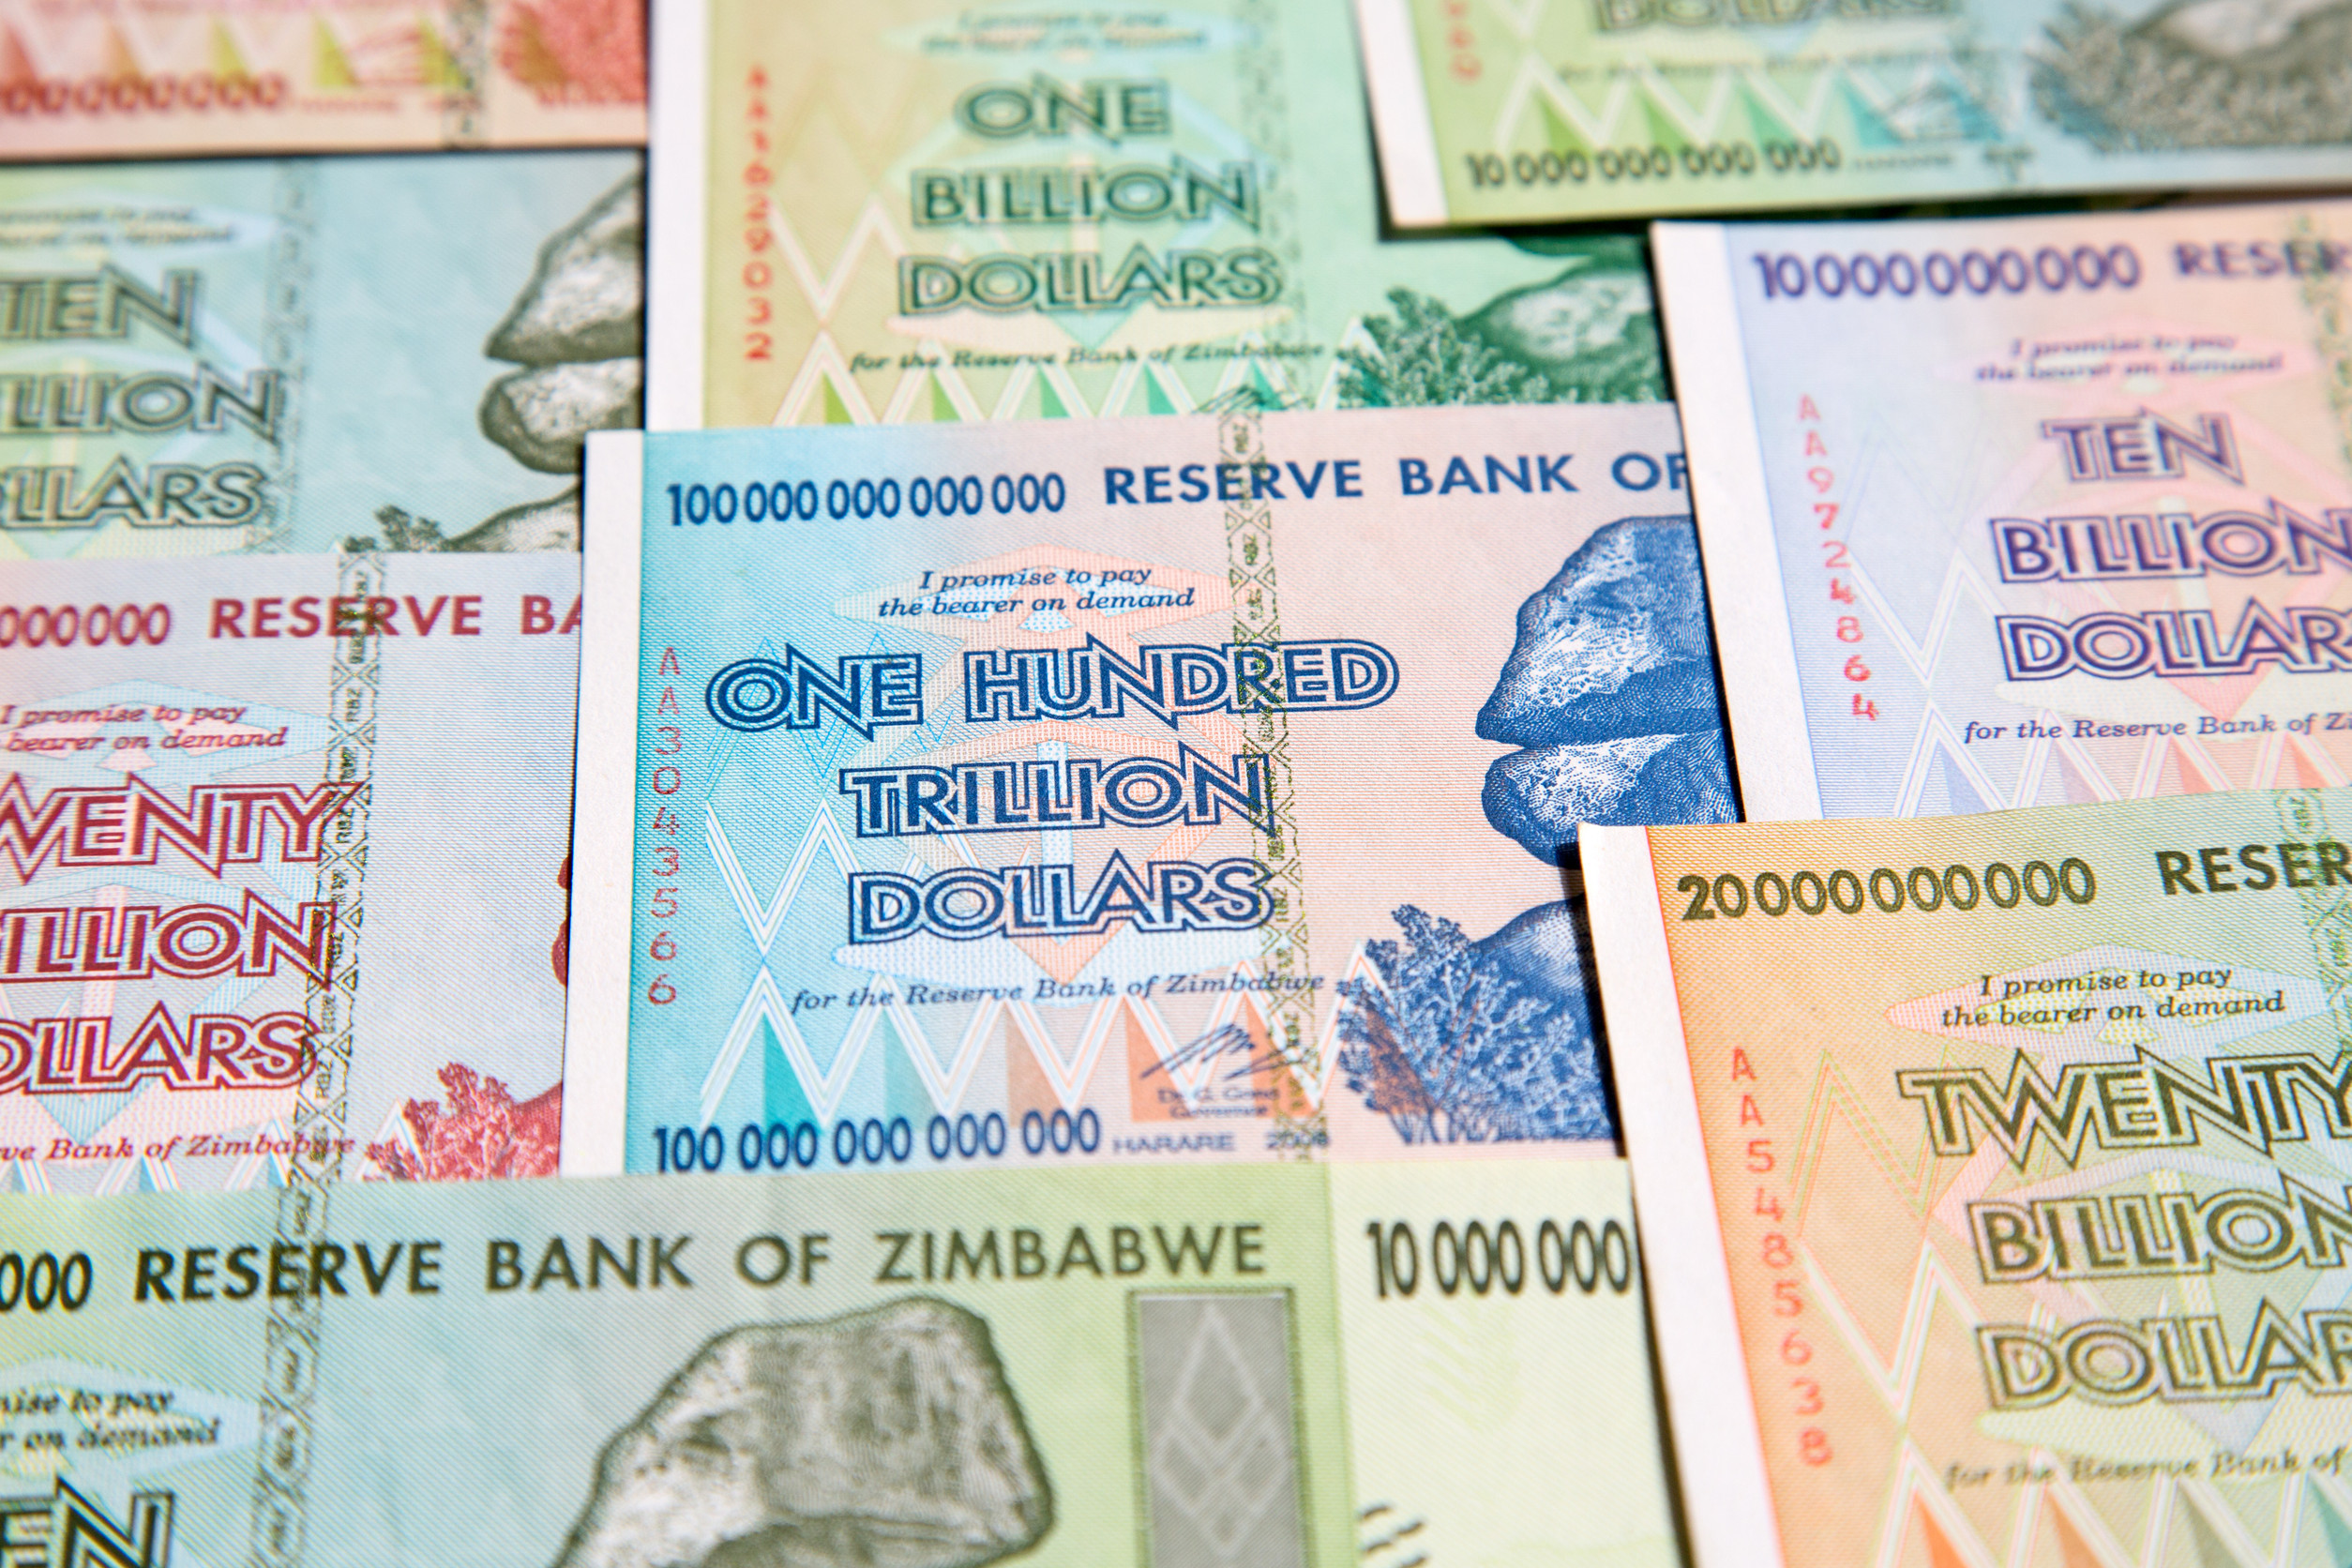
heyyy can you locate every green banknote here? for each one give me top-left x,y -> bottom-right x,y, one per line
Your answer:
1354,0 -> 2352,225
0,153 -> 640,557
644,0 -> 1663,427
0,1159 -> 1678,1568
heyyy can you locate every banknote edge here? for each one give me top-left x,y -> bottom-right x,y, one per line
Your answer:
644,0 -> 711,429
1352,0 -> 1449,229
560,429 -> 645,1175
1584,823 -> 1785,1568
1654,221 -> 1821,822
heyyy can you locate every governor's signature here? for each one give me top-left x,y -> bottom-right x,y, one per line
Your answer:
1140,1022 -> 1299,1081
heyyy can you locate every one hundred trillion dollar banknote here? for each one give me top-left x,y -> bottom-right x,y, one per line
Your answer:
1587,789 -> 2352,1568
565,404 -> 1729,1176
644,0 -> 1665,428
1658,200 -> 2352,822
1354,0 -> 2352,225
0,1159 -> 1680,1568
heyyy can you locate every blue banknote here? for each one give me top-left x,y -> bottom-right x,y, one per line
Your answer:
565,405 -> 1735,1176
0,153 -> 640,556
0,551 -> 580,1193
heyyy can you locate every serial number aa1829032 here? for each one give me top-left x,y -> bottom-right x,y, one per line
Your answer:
665,473 -> 1068,527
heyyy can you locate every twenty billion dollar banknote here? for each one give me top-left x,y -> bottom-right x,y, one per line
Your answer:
0,551 -> 580,1195
0,1159 -> 1679,1568
565,404 -> 1729,1175
1588,790 -> 2352,1568
1658,200 -> 2352,822
1355,0 -> 2352,224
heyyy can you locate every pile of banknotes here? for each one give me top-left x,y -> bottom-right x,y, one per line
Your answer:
6,0 -> 2352,1562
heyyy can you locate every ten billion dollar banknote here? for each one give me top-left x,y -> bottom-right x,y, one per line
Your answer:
1353,0 -> 2352,225
0,153 -> 640,558
563,403 -> 1729,1176
0,0 -> 642,159
643,0 -> 1665,429
1655,200 -> 2352,824
0,1160 -> 1679,1568
1587,792 -> 2352,1568
0,551 -> 580,1196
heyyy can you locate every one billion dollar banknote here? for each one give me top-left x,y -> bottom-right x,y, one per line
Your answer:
0,1159 -> 1680,1568
0,0 -> 643,159
1588,791 -> 2352,1568
565,404 -> 1729,1176
0,153 -> 641,558
0,551 -> 580,1195
644,0 -> 1665,428
1355,0 -> 2352,225
1658,200 -> 2352,822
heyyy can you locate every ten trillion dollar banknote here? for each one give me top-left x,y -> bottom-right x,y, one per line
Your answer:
0,154 -> 641,557
0,1160 -> 1679,1568
565,404 -> 1729,1176
1355,0 -> 2352,225
0,0 -> 643,159
1658,201 -> 2352,823
1587,790 -> 2352,1568
643,0 -> 1666,429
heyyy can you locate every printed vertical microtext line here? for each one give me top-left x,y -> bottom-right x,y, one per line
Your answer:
2280,791 -> 2352,1038
246,548 -> 383,1568
253,163 -> 316,555
442,0 -> 490,144
2294,211 -> 2352,482
1217,405 -> 1321,1153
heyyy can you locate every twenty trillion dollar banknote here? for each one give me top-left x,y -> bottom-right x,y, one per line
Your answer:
0,154 -> 641,558
1354,0 -> 2352,225
0,0 -> 643,158
646,0 -> 1665,428
0,1160 -> 1679,1568
1658,201 -> 2352,822
1588,790 -> 2352,1568
565,405 -> 1730,1176
0,552 -> 581,1195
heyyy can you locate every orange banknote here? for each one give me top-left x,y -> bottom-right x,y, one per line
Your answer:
1590,792 -> 2352,1568
0,0 -> 641,158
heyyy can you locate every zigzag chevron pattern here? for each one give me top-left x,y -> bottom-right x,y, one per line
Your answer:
1835,517 -> 2351,812
1803,1237 -> 2344,1567
1492,50 -> 1994,150
1867,1444 -> 2351,1567
753,194 -> 1321,426
695,804 -> 1364,1127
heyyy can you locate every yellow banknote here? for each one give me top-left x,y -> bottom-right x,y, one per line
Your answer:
1589,792 -> 2352,1568
644,0 -> 1664,427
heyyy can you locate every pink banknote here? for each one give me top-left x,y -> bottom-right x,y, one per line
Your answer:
1591,794 -> 2352,1568
1,0 -> 641,158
